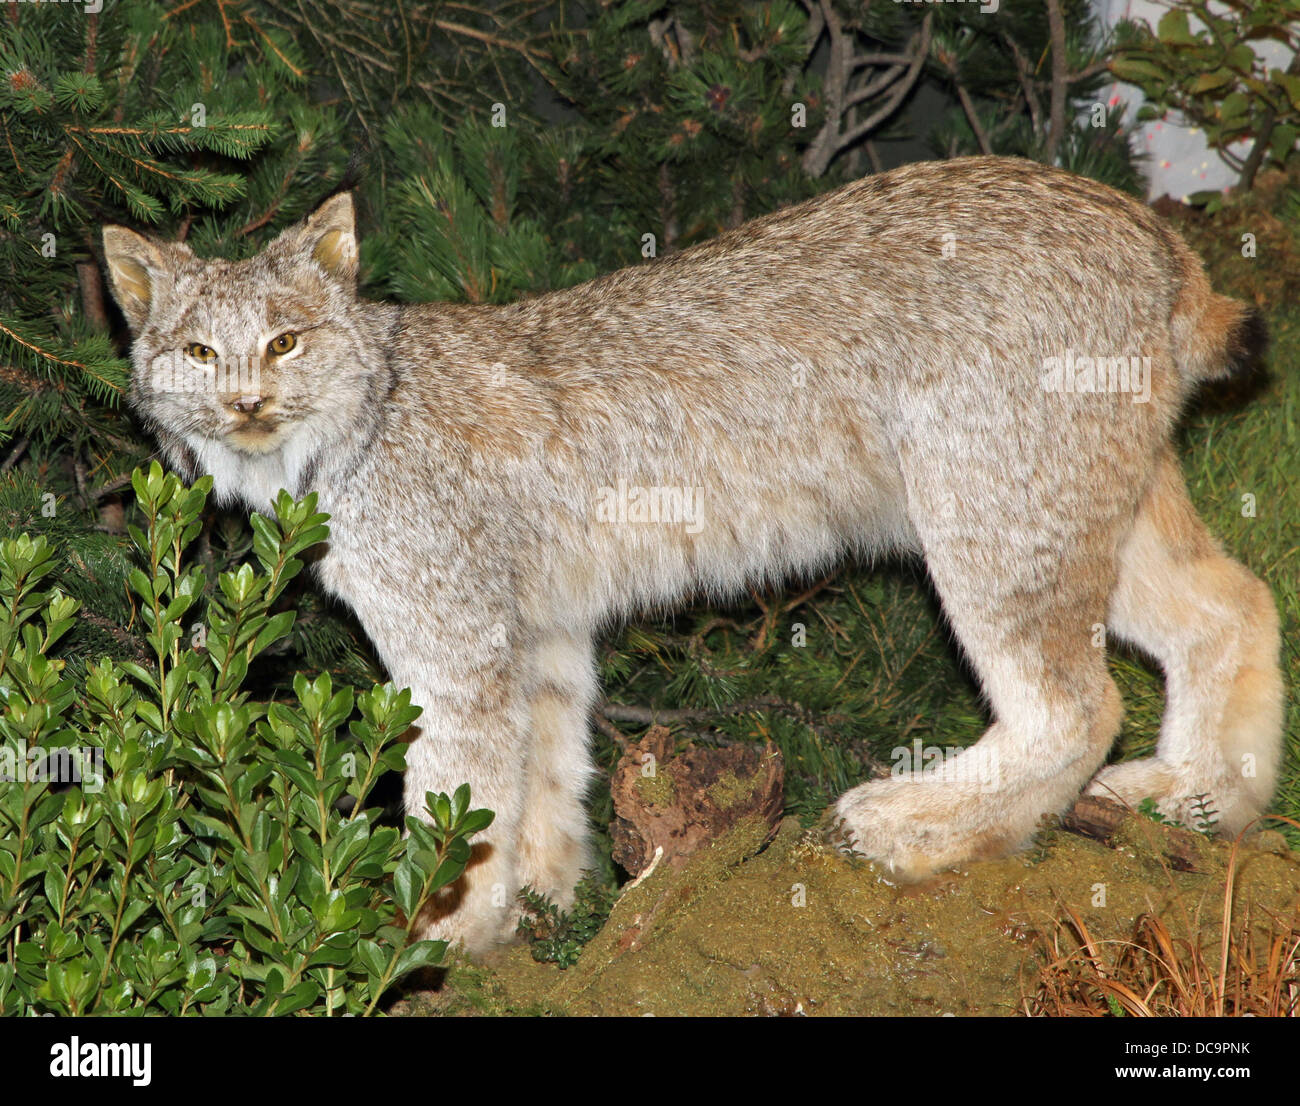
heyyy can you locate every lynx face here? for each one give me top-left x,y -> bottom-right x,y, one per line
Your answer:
105,200 -> 382,506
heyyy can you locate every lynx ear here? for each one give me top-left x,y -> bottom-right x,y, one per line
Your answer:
303,192 -> 358,285
101,226 -> 176,333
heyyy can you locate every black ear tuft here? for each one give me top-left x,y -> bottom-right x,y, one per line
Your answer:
336,140 -> 370,195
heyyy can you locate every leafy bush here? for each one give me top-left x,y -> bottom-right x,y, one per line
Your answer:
0,463 -> 491,1015
1112,1 -> 1300,198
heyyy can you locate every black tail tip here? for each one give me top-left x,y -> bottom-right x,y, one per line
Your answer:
1225,307 -> 1269,377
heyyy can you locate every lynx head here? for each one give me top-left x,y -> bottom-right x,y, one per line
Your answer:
102,194 -> 381,507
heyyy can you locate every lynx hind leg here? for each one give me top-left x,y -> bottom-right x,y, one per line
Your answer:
1087,449 -> 1283,834
516,630 -> 599,909
833,446 -> 1127,879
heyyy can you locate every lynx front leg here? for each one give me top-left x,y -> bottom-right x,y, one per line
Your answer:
516,629 -> 599,908
402,679 -> 531,955
1087,449 -> 1283,833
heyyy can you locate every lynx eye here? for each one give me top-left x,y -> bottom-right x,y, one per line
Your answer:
184,343 -> 217,362
268,332 -> 297,356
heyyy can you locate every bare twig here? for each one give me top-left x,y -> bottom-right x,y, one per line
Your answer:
593,709 -> 631,752
600,693 -> 841,732
1045,0 -> 1067,163
1,435 -> 29,473
1061,793 -> 1201,872
1004,33 -> 1043,138
91,470 -> 135,502
801,3 -> 933,178
1237,51 -> 1300,191
815,14 -> 932,176
845,61 -> 907,110
658,163 -> 679,253
648,13 -> 696,69
953,78 -> 993,155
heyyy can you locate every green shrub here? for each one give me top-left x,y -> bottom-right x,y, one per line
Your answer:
1112,1 -> 1300,199
0,463 -> 491,1015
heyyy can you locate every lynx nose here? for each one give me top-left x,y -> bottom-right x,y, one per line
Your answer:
231,395 -> 264,414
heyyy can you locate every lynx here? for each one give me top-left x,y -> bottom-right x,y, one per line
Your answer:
103,156 -> 1283,954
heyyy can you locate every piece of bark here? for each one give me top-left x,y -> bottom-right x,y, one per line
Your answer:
1061,794 -> 1201,872
610,725 -> 784,877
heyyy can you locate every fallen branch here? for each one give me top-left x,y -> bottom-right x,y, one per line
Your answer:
600,694 -> 836,729
1061,793 -> 1202,872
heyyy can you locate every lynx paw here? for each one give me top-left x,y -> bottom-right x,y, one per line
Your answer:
414,889 -> 518,957
828,775 -> 1024,881
1085,759 -> 1177,810
1085,758 -> 1250,834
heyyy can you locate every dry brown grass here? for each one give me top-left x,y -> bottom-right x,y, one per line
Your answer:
1027,818 -> 1300,1017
